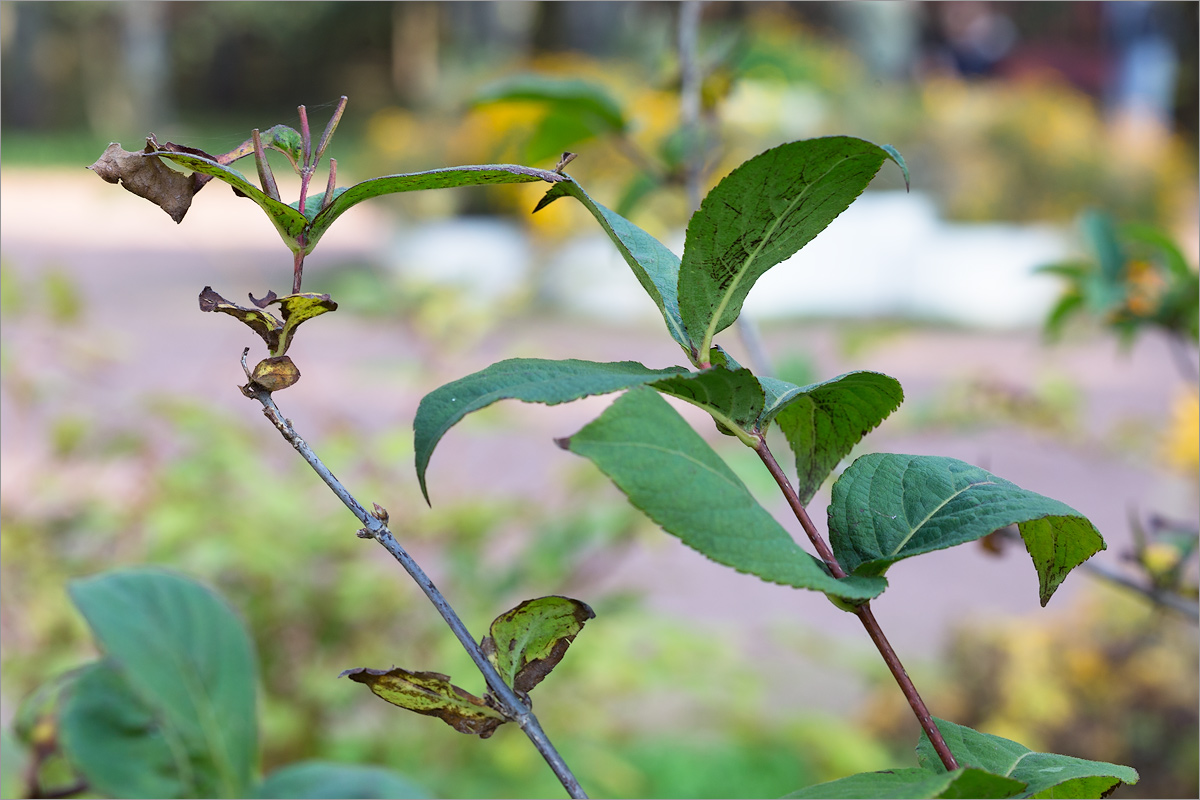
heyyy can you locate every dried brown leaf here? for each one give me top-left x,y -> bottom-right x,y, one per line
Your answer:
89,140 -> 195,223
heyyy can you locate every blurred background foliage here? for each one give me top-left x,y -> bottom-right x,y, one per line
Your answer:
2,2 -> 1198,798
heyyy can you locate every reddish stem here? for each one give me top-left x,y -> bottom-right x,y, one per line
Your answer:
292,248 -> 304,294
753,438 -> 960,772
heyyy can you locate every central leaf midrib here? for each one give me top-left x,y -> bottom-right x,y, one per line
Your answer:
699,154 -> 856,353
589,440 -> 749,496
885,478 -> 998,557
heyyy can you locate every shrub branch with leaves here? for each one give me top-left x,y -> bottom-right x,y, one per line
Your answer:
21,96 -> 1140,799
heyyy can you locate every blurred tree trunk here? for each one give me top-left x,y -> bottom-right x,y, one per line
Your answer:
392,2 -> 440,107
82,2 -> 172,136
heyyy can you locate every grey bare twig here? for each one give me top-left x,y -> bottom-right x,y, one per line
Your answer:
240,361 -> 587,799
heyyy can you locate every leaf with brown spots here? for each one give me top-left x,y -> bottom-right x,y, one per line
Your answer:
197,287 -> 337,357
339,667 -> 507,738
480,596 -> 595,695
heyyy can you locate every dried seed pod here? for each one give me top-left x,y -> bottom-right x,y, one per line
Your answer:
251,355 -> 301,392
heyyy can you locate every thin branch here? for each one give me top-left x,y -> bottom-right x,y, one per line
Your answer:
678,0 -> 703,212
753,438 -> 960,772
990,525 -> 1199,623
244,380 -> 587,799
1081,560 -> 1199,622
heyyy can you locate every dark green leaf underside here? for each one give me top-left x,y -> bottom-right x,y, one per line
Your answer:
413,358 -> 688,502
564,387 -> 885,601
762,371 -> 903,505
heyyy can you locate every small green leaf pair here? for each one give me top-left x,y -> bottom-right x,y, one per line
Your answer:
787,718 -> 1138,799
30,569 -> 424,799
341,597 -> 594,738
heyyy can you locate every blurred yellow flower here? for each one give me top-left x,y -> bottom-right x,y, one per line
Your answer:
366,106 -> 421,160
1162,389 -> 1199,473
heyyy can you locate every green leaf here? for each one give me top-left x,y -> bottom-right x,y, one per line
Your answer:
413,358 -> 689,502
918,719 -> 1139,798
650,365 -> 765,444
678,137 -> 905,355
828,455 -> 1105,605
67,569 -> 258,797
473,75 -> 627,134
339,667 -> 506,738
524,110 -> 606,166
254,761 -> 427,799
60,661 -> 197,799
536,180 -> 691,354
307,165 -> 564,252
260,124 -> 304,173
480,596 -> 595,694
561,387 -> 886,602
151,152 -> 562,255
761,371 -> 904,505
151,148 -> 310,246
785,766 -> 1025,799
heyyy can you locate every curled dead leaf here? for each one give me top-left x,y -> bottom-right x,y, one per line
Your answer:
89,139 -> 195,223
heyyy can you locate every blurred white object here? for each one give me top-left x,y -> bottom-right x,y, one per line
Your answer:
387,218 -> 531,302
543,191 -> 1072,330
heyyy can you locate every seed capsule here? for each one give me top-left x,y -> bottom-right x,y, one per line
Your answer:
251,355 -> 301,392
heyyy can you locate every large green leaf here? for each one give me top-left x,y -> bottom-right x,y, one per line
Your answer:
536,180 -> 691,353
59,661 -> 198,798
413,358 -> 688,502
561,387 -> 886,602
306,165 -> 564,251
68,569 -> 258,797
480,596 -> 595,694
677,137 -> 906,356
827,455 -> 1105,605
760,371 -> 904,505
150,150 -> 563,255
917,719 -> 1139,798
339,668 -> 506,739
473,76 -> 627,165
784,767 -> 1025,799
254,761 -> 427,799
